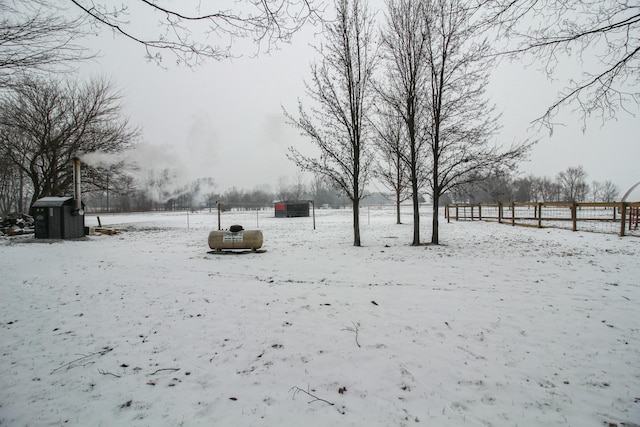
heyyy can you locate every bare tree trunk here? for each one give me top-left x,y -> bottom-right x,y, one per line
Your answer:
353,198 -> 361,246
431,193 -> 439,245
19,168 -> 24,213
396,191 -> 401,224
411,176 -> 420,246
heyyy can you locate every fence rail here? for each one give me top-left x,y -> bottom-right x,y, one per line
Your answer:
445,202 -> 640,237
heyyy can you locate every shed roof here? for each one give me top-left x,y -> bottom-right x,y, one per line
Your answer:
32,197 -> 74,207
274,200 -> 312,205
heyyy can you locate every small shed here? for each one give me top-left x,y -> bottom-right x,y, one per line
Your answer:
274,200 -> 310,218
31,197 -> 85,239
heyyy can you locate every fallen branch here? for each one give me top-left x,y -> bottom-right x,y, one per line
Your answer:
290,385 -> 334,406
51,347 -> 113,374
150,367 -> 180,375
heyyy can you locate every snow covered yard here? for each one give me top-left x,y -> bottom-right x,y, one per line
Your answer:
1,208 -> 639,427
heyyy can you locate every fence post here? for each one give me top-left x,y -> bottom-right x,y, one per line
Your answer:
446,204 -> 450,223
470,205 -> 474,221
478,204 -> 482,221
620,203 -> 627,236
571,203 -> 577,232
538,203 -> 543,228
455,205 -> 459,221
498,203 -> 503,224
312,200 -> 316,230
510,202 -> 516,226
511,202 -> 515,226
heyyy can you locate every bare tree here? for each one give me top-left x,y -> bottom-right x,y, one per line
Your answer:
513,176 -> 535,202
528,176 -> 545,202
276,176 -> 291,201
379,0 -> 431,245
422,0 -> 531,244
309,173 -> 342,207
276,173 -> 307,201
285,0 -> 378,246
0,1 -> 90,87
591,180 -> 604,203
69,0 -> 324,66
539,176 -> 561,202
291,171 -> 308,200
0,76 -> 138,207
0,156 -> 23,214
454,170 -> 513,203
601,180 -> 620,203
557,165 -> 589,202
592,179 -> 620,203
372,107 -> 411,224
483,0 -> 639,128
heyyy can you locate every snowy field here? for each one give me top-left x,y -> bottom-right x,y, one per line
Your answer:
1,207 -> 639,427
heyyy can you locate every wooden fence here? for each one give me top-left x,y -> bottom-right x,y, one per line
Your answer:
445,202 -> 640,237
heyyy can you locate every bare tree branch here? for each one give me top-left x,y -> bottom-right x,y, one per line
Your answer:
483,0 -> 640,128
0,1 -> 92,86
69,0 -> 325,66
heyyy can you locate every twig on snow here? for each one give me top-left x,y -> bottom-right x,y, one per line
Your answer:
98,369 -> 121,378
290,385 -> 334,406
51,347 -> 114,374
150,367 -> 180,375
343,321 -> 361,348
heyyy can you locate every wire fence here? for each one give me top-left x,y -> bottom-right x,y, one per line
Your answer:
445,202 -> 640,237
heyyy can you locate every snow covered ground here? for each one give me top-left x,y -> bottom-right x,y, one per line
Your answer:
1,207 -> 639,427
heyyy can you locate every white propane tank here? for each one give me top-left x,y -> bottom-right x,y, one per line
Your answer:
208,228 -> 263,251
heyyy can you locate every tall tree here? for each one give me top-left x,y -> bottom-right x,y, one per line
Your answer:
379,0 -> 431,245
0,76 -> 138,207
285,0 -> 378,246
484,0 -> 639,128
421,0 -> 530,244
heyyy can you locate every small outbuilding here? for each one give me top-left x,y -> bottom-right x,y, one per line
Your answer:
274,200 -> 311,218
32,197 -> 85,239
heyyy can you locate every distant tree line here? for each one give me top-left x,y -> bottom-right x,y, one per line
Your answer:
75,173 -> 353,214
445,165 -> 621,205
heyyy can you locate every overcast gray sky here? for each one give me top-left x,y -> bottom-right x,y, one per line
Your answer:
77,3 -> 639,199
